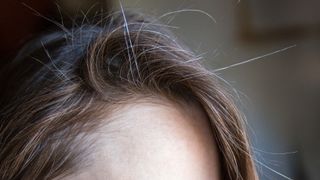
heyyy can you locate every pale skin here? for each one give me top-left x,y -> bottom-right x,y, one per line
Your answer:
66,97 -> 221,180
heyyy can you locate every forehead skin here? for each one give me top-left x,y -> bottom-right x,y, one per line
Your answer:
66,98 -> 221,180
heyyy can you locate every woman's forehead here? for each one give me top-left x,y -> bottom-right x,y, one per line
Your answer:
65,99 -> 221,180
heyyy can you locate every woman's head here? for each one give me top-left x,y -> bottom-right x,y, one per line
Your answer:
0,11 -> 256,179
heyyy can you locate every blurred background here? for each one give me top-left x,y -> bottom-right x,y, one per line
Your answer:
1,0 -> 319,179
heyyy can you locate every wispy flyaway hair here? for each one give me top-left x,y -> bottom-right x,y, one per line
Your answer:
0,10 -> 257,180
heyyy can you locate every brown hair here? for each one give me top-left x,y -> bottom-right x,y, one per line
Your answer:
0,10 -> 257,179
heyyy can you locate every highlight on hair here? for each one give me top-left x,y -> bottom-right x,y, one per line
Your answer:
0,10 -> 257,180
